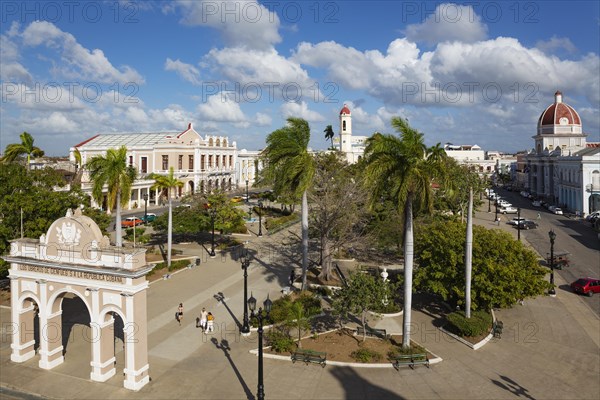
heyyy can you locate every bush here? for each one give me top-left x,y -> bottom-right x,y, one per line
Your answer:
266,327 -> 295,353
351,348 -> 382,363
264,214 -> 299,232
446,310 -> 492,337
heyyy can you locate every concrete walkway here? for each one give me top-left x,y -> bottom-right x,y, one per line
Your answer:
1,213 -> 599,399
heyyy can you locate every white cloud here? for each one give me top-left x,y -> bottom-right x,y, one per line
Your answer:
404,3 -> 488,44
255,112 -> 272,126
197,94 -> 247,122
536,36 -> 577,54
21,21 -> 144,85
280,101 -> 324,122
170,0 -> 281,50
165,58 -> 201,85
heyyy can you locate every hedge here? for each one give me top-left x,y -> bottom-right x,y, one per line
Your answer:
446,310 -> 492,337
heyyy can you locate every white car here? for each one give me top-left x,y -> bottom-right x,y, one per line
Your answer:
553,207 -> 563,215
508,217 -> 527,225
500,206 -> 518,214
497,200 -> 512,208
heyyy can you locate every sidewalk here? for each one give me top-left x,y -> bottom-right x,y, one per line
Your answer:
1,213 -> 599,399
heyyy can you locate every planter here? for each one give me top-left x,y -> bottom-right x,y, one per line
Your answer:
438,309 -> 497,350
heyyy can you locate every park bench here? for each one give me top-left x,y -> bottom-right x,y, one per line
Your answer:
390,353 -> 430,370
290,348 -> 327,368
356,326 -> 388,339
493,320 -> 503,338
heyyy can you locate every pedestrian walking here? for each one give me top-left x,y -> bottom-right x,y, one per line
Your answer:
177,303 -> 184,326
289,269 -> 296,286
537,212 -> 541,220
199,308 -> 208,332
206,312 -> 214,333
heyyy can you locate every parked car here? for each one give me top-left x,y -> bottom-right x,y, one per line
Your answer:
141,213 -> 157,223
500,206 -> 518,214
520,191 -> 530,198
497,200 -> 512,208
532,200 -> 542,207
231,196 -> 243,203
121,217 -> 143,228
585,211 -> 600,221
570,277 -> 600,297
517,220 -> 538,230
548,205 -> 556,212
553,207 -> 563,215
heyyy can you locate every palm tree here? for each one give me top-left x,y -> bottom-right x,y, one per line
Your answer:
324,125 -> 335,150
72,147 -> 84,185
261,117 -> 316,290
86,146 -> 137,247
363,117 -> 446,349
1,132 -> 44,169
465,187 -> 473,318
149,167 -> 183,268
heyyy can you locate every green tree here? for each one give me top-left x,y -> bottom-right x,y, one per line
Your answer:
149,167 -> 184,268
331,271 -> 396,342
261,118 -> 316,290
309,152 -> 367,281
1,132 -> 44,169
85,146 -> 137,247
413,220 -> 551,310
0,164 -> 88,277
324,125 -> 335,150
363,117 -> 447,349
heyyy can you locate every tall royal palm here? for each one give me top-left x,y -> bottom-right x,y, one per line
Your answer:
262,117 -> 315,290
150,167 -> 183,268
86,146 -> 137,247
1,132 -> 44,169
364,117 -> 446,349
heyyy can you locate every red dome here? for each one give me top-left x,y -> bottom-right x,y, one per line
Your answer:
340,104 -> 351,115
537,91 -> 581,127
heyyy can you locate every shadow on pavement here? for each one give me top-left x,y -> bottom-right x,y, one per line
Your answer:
491,375 -> 535,400
329,366 -> 405,399
214,292 -> 242,330
211,338 -> 255,400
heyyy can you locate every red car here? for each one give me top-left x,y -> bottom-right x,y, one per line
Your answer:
121,217 -> 143,228
570,278 -> 600,297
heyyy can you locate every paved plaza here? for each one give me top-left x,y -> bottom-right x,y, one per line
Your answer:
1,210 -> 599,400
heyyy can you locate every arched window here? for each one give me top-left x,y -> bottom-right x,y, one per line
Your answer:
592,170 -> 600,188
342,121 -> 346,131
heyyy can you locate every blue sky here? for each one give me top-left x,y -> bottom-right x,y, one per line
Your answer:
1,1 -> 599,156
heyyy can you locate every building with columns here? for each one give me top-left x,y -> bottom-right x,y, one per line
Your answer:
234,149 -> 261,191
70,123 -> 237,210
525,91 -> 600,216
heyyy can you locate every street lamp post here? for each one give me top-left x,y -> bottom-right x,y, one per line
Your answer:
257,200 -> 263,237
246,179 -> 249,204
488,189 -> 491,213
548,230 -> 556,296
248,293 -> 272,400
210,207 -> 217,258
495,198 -> 499,222
517,207 -> 521,241
143,193 -> 148,223
240,249 -> 251,335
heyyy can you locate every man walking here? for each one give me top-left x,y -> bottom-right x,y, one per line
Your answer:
200,308 -> 208,332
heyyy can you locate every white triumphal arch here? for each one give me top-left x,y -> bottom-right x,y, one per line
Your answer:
3,208 -> 152,391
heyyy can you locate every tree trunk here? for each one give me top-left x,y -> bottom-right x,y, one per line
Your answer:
167,195 -> 173,268
318,239 -> 331,281
115,190 -> 122,247
301,190 -> 309,291
401,194 -> 414,349
361,311 -> 366,342
465,187 -> 473,318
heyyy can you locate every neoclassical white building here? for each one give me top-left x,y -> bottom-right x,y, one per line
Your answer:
525,91 -> 600,216
71,123 -> 237,210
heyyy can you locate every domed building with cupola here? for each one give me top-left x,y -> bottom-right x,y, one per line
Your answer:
525,91 -> 600,216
